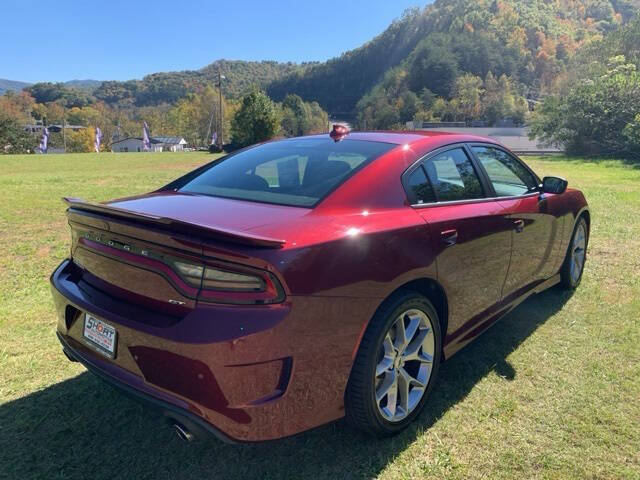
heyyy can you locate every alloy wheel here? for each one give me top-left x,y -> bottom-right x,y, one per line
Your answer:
570,222 -> 587,284
374,309 -> 435,422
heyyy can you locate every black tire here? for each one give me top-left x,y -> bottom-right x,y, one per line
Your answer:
345,291 -> 442,437
559,216 -> 589,289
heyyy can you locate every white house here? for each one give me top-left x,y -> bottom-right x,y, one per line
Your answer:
111,136 -> 187,153
153,136 -> 188,152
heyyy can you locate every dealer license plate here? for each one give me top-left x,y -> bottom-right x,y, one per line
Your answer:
83,313 -> 117,358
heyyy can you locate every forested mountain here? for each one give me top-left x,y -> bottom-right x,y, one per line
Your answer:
91,60 -> 303,108
6,60 -> 301,109
268,0 -> 640,117
267,9 -> 433,115
200,60 -> 306,98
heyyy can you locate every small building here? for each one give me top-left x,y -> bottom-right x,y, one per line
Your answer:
152,136 -> 188,152
111,137 -> 162,153
47,124 -> 86,133
24,124 -> 86,133
110,136 -> 187,153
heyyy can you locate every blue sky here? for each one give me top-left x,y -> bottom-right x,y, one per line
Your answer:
0,0 -> 425,83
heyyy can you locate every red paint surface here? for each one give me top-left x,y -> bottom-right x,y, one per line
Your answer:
51,131 -> 589,441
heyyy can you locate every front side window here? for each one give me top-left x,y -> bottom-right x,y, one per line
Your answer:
472,146 -> 539,197
423,148 -> 484,202
178,138 -> 395,207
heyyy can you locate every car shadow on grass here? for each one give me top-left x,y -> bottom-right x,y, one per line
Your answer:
0,288 -> 573,480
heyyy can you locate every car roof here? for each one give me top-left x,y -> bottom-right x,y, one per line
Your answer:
304,130 -> 502,147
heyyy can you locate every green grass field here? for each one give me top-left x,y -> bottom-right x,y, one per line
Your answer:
0,152 -> 639,479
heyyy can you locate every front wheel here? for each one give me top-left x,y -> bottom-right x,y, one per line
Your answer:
560,217 -> 589,289
345,292 -> 442,436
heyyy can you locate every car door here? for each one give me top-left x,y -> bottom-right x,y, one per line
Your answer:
404,145 -> 513,338
470,145 -> 561,297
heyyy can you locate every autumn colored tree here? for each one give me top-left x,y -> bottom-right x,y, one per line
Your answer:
66,128 -> 95,153
451,74 -> 484,121
168,85 -> 229,147
0,91 -> 35,124
531,56 -> 640,158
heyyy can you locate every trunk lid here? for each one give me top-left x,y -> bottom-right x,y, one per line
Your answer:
107,191 -> 310,235
65,192 -> 304,319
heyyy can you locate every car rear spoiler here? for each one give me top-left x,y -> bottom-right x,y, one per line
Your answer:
62,197 -> 286,249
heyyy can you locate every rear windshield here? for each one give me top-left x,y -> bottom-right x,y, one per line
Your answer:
178,138 -> 396,207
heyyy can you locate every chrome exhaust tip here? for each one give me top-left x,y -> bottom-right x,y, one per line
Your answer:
173,422 -> 195,443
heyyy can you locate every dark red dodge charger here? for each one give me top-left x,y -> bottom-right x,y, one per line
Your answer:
51,128 -> 589,442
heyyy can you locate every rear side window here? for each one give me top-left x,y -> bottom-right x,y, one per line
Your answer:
472,146 -> 539,197
423,148 -> 484,202
407,167 -> 437,204
178,138 -> 395,207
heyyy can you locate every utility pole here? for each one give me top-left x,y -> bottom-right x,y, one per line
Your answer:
217,70 -> 225,149
62,106 -> 67,152
205,109 -> 215,148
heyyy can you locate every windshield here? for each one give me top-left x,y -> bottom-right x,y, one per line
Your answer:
178,138 -> 396,207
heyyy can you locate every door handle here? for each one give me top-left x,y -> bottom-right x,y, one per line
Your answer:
441,229 -> 458,246
513,219 -> 525,233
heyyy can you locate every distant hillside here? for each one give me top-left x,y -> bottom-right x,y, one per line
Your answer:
0,79 -> 31,95
267,9 -> 432,115
200,59 -> 304,98
92,60 -> 303,107
267,0 -> 640,114
0,78 -> 101,95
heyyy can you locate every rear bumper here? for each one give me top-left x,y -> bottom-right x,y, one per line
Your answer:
51,259 -> 378,441
56,331 -> 235,443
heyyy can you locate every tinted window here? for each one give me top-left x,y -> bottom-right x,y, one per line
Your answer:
407,167 -> 436,204
472,146 -> 539,197
423,148 -> 484,202
178,138 -> 395,207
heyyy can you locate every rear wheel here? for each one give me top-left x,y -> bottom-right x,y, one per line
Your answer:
345,292 -> 441,436
560,217 -> 588,289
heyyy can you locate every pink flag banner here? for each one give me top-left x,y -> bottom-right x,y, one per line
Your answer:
143,122 -> 151,151
95,127 -> 102,153
39,127 -> 49,154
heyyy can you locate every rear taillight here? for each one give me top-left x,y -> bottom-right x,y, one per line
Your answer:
172,259 -> 284,305
202,267 -> 264,291
173,261 -> 204,287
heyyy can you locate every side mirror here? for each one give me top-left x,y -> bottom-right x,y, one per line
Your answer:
541,176 -> 568,194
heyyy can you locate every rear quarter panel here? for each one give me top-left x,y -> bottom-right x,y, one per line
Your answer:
236,207 -> 436,298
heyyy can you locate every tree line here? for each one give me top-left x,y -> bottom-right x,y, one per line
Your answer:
0,85 -> 328,154
530,15 -> 640,158
268,0 -> 638,116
